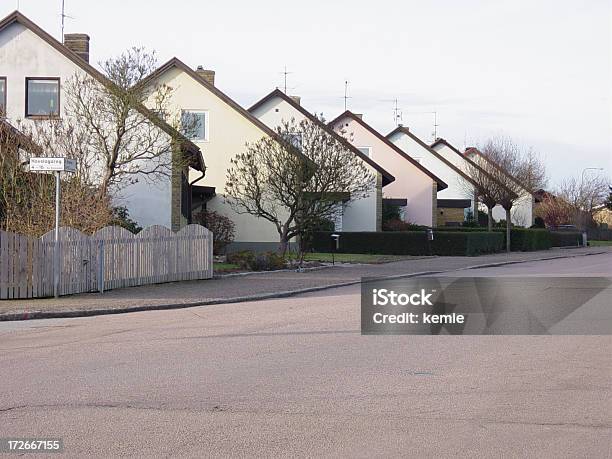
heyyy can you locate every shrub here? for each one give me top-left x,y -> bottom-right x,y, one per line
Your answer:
194,210 -> 236,255
382,219 -> 427,231
226,250 -> 287,271
530,217 -> 546,229
310,231 -> 504,256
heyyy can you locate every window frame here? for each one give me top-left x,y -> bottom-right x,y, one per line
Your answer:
181,109 -> 209,142
25,77 -> 61,119
0,77 -> 6,117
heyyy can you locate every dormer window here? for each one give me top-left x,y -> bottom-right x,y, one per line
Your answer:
26,77 -> 60,118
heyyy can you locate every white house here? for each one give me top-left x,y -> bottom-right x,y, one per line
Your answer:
329,112 -> 447,227
387,126 -> 476,226
248,89 -> 396,232
0,11 -> 204,231
431,138 -> 534,226
138,58 -> 313,252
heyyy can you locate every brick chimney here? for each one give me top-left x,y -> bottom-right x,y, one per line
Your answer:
290,96 -> 301,106
196,66 -> 215,86
64,33 -> 90,63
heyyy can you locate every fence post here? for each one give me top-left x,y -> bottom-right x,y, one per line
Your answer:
98,240 -> 105,293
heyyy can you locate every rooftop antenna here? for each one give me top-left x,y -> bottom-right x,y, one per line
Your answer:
392,98 -> 403,126
60,0 -> 74,42
432,111 -> 438,141
343,80 -> 352,111
279,65 -> 292,93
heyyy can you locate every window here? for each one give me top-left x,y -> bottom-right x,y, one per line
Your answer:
357,146 -> 372,158
26,78 -> 60,117
181,110 -> 208,141
285,132 -> 303,150
0,77 -> 5,116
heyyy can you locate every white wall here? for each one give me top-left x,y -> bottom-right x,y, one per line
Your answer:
0,21 -> 172,228
251,96 -> 380,232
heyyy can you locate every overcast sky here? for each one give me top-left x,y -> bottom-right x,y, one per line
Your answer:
4,0 -> 611,187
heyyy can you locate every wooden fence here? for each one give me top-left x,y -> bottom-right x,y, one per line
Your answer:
0,224 -> 213,299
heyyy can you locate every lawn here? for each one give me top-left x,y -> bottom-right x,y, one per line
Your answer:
213,262 -> 241,272
301,252 -> 419,264
589,240 -> 612,246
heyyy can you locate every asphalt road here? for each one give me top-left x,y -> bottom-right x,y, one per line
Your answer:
1,253 -> 610,457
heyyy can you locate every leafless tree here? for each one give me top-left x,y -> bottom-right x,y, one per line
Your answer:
225,118 -> 375,255
64,47 -> 191,198
466,137 -> 546,251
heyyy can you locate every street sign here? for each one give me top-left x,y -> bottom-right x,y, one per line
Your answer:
29,157 -> 77,173
28,156 -> 78,297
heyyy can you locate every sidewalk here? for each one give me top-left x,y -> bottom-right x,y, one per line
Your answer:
0,247 -> 607,321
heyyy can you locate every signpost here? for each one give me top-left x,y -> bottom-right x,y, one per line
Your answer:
29,157 -> 77,298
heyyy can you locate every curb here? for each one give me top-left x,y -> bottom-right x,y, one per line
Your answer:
0,250 -> 606,322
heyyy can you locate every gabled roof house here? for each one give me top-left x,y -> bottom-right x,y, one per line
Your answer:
329,111 -> 447,227
249,89 -> 395,231
138,59 -> 305,251
0,11 -> 204,231
387,126 -> 479,226
431,138 -> 533,226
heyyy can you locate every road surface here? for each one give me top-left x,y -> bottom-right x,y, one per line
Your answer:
1,253 -> 610,457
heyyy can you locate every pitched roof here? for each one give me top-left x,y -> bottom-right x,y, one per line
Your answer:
464,147 -> 531,194
0,10 -> 204,171
139,57 -> 281,141
431,138 -> 519,199
248,89 -> 395,186
328,111 -> 448,190
386,126 -> 479,188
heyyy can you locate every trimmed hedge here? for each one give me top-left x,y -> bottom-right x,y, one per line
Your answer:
432,227 -> 552,251
309,231 -> 504,256
550,231 -> 583,247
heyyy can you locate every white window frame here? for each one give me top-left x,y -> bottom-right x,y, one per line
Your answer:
181,109 -> 209,142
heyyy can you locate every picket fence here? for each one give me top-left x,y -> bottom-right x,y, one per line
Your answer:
0,224 -> 213,299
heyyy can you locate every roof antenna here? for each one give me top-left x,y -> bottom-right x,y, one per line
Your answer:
343,80 -> 352,111
432,111 -> 438,141
280,65 -> 292,94
60,0 -> 74,42
392,98 -> 403,126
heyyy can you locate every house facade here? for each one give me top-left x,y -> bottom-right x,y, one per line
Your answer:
431,139 -> 534,227
139,59 -> 301,252
0,11 -> 204,231
249,89 -> 395,232
329,112 -> 447,227
387,126 -> 476,226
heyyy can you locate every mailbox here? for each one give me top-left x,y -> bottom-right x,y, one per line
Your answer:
426,228 -> 434,241
331,233 -> 341,251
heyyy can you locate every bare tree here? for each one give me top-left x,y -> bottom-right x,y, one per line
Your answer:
225,118 -> 375,255
64,47 -> 190,198
466,137 -> 546,251
547,174 -> 609,229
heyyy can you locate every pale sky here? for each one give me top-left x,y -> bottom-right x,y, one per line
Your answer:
3,0 -> 611,187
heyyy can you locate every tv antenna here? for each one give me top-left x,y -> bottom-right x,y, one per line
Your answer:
60,0 -> 74,42
402,110 -> 439,141
279,65 -> 292,93
380,98 -> 403,126
343,80 -> 352,111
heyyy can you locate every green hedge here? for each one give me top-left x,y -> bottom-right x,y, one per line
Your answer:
309,231 -> 504,256
433,227 -> 552,251
550,231 -> 583,247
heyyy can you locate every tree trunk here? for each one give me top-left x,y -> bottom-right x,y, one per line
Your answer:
279,237 -> 288,256
505,207 -> 512,253
487,206 -> 493,231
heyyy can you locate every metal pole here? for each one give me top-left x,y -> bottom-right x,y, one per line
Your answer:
54,171 -> 61,298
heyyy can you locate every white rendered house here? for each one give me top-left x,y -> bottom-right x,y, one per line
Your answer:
431,139 -> 534,226
139,58 -> 303,252
249,89 -> 395,232
0,11 -> 204,231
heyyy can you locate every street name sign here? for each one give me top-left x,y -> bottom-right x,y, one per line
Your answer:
29,157 -> 77,173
